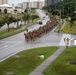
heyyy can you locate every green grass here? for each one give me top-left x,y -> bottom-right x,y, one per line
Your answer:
43,46 -> 76,75
56,24 -> 62,31
0,25 -> 27,40
0,46 -> 58,75
0,17 -> 40,40
61,21 -> 76,34
55,15 -> 60,19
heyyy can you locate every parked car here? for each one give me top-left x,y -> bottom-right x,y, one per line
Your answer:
43,16 -> 45,19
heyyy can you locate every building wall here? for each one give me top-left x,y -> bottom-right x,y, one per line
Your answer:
17,1 -> 44,10
0,0 -> 8,5
0,0 -> 3,5
2,0 -> 8,4
0,7 -> 13,13
17,3 -> 23,9
22,2 -> 28,10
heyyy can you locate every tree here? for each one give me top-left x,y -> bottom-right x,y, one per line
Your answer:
0,9 -> 2,13
23,14 -> 28,24
0,20 -> 5,28
44,0 -> 76,17
16,18 -> 20,28
69,13 -> 76,30
24,9 -> 28,13
31,15 -> 39,23
20,17 -> 23,26
27,13 -> 30,24
4,16 -> 14,32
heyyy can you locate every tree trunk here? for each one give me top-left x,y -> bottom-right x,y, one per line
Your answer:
28,19 -> 29,24
21,20 -> 22,25
7,24 -> 10,32
32,19 -> 33,23
17,21 -> 18,28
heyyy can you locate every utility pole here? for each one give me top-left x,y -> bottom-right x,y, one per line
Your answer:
59,0 -> 63,32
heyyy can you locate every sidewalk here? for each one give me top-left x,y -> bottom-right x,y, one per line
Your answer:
29,46 -> 65,75
54,19 -> 66,33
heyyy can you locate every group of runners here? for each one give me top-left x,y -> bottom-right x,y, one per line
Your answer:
24,16 -> 58,42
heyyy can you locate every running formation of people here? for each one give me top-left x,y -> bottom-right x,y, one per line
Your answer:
24,16 -> 58,42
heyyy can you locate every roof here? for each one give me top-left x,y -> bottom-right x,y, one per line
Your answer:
0,4 -> 13,7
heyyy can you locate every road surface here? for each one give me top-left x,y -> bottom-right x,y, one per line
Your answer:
0,9 -> 76,62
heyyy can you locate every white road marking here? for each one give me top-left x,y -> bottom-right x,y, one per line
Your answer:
71,38 -> 74,41
0,41 -> 21,43
0,41 -> 10,47
74,40 -> 76,45
59,34 -> 71,46
0,41 -> 21,52
0,45 -> 9,49
4,45 -> 8,47
0,41 -> 22,50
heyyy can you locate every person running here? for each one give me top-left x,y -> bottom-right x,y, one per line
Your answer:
24,31 -> 28,40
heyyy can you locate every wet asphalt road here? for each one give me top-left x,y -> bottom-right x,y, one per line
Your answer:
0,9 -> 76,62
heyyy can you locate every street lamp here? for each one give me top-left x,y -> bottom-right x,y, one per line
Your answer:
59,0 -> 63,32
68,17 -> 71,31
74,6 -> 76,13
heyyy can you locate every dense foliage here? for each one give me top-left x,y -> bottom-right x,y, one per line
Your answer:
43,0 -> 76,19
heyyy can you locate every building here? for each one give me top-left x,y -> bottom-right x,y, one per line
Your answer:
45,0 -> 60,6
0,0 -> 22,14
17,1 -> 45,10
0,4 -> 22,14
0,4 -> 13,13
0,0 -> 8,5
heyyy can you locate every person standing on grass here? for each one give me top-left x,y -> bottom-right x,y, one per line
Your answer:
64,38 -> 69,52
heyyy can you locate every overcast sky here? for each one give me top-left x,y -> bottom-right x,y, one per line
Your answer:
8,0 -> 44,5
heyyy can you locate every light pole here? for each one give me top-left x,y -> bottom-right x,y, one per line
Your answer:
68,17 -> 71,31
59,0 -> 63,32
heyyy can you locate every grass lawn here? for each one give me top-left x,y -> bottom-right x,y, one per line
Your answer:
0,46 -> 59,75
43,46 -> 76,75
55,24 -> 62,31
61,21 -> 76,34
0,10 -> 40,39
0,17 -> 40,40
